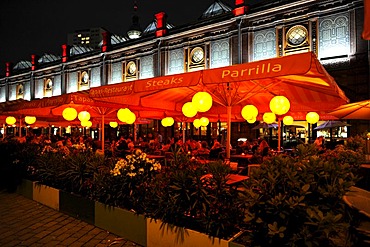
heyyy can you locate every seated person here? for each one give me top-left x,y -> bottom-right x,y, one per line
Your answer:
258,138 -> 270,156
209,142 -> 223,160
193,141 -> 210,156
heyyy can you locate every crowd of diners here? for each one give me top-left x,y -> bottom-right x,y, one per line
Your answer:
4,129 -> 277,167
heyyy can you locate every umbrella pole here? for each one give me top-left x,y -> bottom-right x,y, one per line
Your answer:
330,127 -> 333,144
278,119 -> 281,151
19,118 -> 22,138
226,105 -> 231,160
102,115 -> 105,155
182,122 -> 185,144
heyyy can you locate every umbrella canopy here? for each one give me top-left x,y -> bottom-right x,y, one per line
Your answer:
90,52 -> 348,121
314,120 -> 350,130
252,122 -> 278,130
328,99 -> 370,120
89,52 -> 349,157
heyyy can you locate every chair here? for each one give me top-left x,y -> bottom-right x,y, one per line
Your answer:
248,164 -> 261,176
197,153 -> 210,161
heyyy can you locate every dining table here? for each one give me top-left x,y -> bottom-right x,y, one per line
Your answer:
146,154 -> 166,160
226,174 -> 249,186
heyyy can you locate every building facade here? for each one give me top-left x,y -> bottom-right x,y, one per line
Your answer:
0,0 -> 368,143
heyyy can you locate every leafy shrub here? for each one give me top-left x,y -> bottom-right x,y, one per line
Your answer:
147,157 -> 245,239
95,149 -> 162,213
0,139 -> 40,191
240,144 -> 359,246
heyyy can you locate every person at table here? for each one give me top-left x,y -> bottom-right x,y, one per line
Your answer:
258,138 -> 270,157
170,137 -> 185,153
161,139 -> 172,152
314,136 -> 325,151
209,141 -> 223,160
193,141 -> 210,156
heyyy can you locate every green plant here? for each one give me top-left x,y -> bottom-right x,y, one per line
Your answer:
240,143 -> 359,246
98,149 -> 162,213
148,158 -> 245,239
0,139 -> 40,191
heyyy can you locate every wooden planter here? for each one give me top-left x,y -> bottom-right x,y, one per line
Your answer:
16,179 -> 34,200
17,182 -> 247,247
146,219 -> 246,247
59,190 -> 95,225
33,182 -> 59,210
94,202 -> 147,247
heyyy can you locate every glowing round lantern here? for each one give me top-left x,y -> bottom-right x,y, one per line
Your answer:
81,120 -> 92,128
25,116 -> 36,125
161,118 -> 168,127
192,92 -> 212,112
241,105 -> 258,120
306,112 -> 319,124
78,111 -> 90,122
200,117 -> 209,126
283,116 -> 294,125
182,102 -> 197,118
166,117 -> 174,126
247,117 -> 256,124
263,112 -> 276,124
269,96 -> 290,115
125,112 -> 136,124
109,122 -> 118,128
193,119 -> 201,128
62,107 -> 77,121
6,116 -> 16,125
117,108 -> 132,122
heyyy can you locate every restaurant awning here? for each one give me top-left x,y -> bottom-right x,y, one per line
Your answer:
89,52 -> 348,121
89,52 -> 348,157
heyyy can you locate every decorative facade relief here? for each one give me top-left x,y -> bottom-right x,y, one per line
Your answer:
53,75 -> 62,96
253,29 -> 276,61
90,67 -> 101,88
140,55 -> 154,79
24,80 -> 31,100
111,62 -> 122,84
67,71 -> 78,93
168,48 -> 184,75
35,78 -> 44,99
318,13 -> 350,59
210,38 -> 230,68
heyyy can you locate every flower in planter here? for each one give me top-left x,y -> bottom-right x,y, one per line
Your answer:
110,150 -> 161,177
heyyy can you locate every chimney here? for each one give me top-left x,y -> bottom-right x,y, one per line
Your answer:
155,12 -> 167,37
233,0 -> 248,16
61,44 -> 70,63
31,54 -> 39,71
101,31 -> 111,52
5,62 -> 12,77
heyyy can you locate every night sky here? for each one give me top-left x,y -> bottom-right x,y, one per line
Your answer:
0,0 -> 253,76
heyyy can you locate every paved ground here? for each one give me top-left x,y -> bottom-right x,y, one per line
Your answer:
0,190 -> 141,247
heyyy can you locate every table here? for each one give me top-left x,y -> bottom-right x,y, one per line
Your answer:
230,154 -> 253,159
226,174 -> 249,185
146,155 -> 166,160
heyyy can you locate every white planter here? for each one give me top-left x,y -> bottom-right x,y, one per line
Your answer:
146,219 -> 245,247
33,182 -> 59,210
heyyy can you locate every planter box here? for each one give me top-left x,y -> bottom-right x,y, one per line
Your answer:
94,202 -> 147,247
146,219 -> 245,247
59,191 -> 95,225
33,182 -> 59,210
16,179 -> 34,199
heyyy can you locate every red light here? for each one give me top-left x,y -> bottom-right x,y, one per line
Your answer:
5,62 -> 11,77
156,29 -> 167,37
233,6 -> 246,16
61,44 -> 68,63
155,12 -> 165,29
